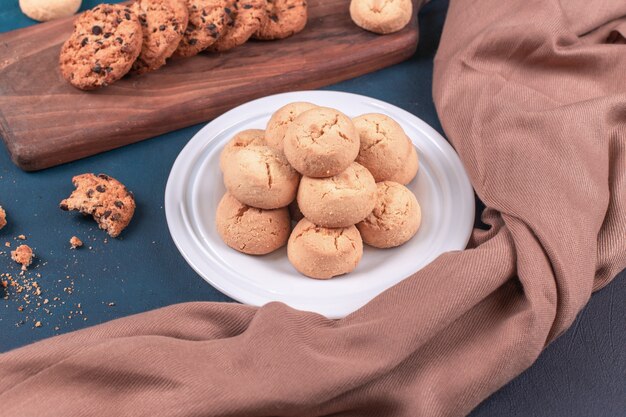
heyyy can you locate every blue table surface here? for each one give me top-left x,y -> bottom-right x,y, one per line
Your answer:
1,1 -> 624,415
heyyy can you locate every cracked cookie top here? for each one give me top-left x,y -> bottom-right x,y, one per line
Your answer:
219,129 -> 267,171
297,162 -> 377,228
215,192 -> 290,255
287,218 -> 363,279
284,107 -> 360,178
354,113 -> 415,183
222,144 -> 300,209
349,0 -> 413,35
265,102 -> 317,151
357,181 -> 421,248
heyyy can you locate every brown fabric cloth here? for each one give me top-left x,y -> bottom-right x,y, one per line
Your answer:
1,0 -> 625,415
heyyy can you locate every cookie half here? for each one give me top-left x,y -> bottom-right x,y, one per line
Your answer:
174,0 -> 230,57
254,0 -> 307,40
208,0 -> 267,52
131,0 -> 189,74
59,4 -> 143,90
60,173 -> 136,238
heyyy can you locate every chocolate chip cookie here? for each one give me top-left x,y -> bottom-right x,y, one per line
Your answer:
174,0 -> 230,57
60,173 -> 136,238
207,0 -> 267,52
59,4 -> 143,90
254,0 -> 307,40
131,0 -> 189,74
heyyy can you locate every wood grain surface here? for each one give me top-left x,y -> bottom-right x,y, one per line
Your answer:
0,0 -> 419,171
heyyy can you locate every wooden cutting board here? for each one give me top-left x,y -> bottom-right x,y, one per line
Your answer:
0,0 -> 419,171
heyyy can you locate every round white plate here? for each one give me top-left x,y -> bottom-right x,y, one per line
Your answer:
165,90 -> 474,318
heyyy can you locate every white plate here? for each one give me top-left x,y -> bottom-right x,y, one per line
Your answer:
165,91 -> 474,318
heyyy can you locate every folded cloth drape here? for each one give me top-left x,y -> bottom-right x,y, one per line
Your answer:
1,0 -> 625,415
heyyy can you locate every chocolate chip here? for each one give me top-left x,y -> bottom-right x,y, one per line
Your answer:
114,201 -> 124,208
87,189 -> 94,198
92,25 -> 102,35
116,17 -> 123,24
270,14 -> 279,22
81,37 -> 88,47
189,38 -> 198,45
242,4 -> 253,8
104,32 -> 112,38
159,24 -> 166,31
105,67 -> 113,73
207,23 -> 216,30
59,203 -> 69,211
103,210 -> 112,218
98,174 -> 110,180
111,213 -> 121,221
116,37 -> 123,44
125,13 -> 131,20
92,64 -> 102,74
96,185 -> 106,193
224,7 -> 232,14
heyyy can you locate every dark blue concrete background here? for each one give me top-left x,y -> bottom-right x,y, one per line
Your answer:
0,1 -> 624,415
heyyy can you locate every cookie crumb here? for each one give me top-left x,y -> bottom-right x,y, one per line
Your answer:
17,234 -> 26,240
0,206 -> 6,230
11,245 -> 34,270
34,321 -> 42,328
5,242 -> 10,247
69,236 -> 83,249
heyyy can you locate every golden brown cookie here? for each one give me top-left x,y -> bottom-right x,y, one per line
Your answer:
254,0 -> 307,40
297,162 -> 376,228
287,218 -> 363,279
222,145 -> 300,209
11,245 -> 33,270
353,113 -> 414,182
207,0 -> 267,51
59,4 -> 143,90
357,181 -> 421,248
388,142 -> 418,185
219,129 -> 266,171
0,206 -> 6,230
265,102 -> 317,151
131,0 -> 188,74
216,192 -> 290,255
19,0 -> 81,22
60,173 -> 136,238
349,0 -> 413,35
174,0 -> 229,57
284,107 -> 360,178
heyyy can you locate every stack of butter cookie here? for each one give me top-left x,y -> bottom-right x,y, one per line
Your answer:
216,102 -> 422,280
59,0 -> 308,90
